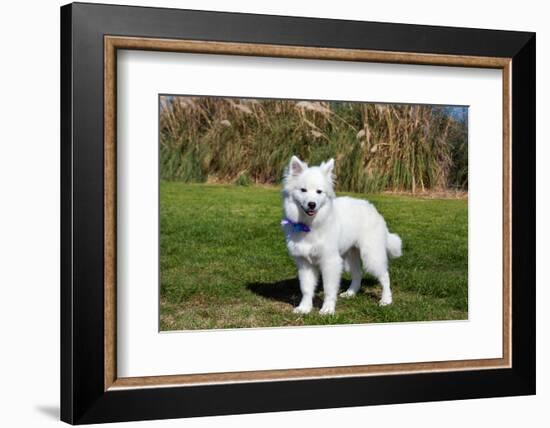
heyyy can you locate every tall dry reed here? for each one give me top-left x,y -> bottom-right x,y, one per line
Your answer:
159,96 -> 467,193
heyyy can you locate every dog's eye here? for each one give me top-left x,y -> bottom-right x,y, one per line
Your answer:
300,188 -> 307,192
316,190 -> 322,194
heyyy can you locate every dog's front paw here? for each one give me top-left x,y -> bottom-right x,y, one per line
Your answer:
319,302 -> 336,315
293,304 -> 312,314
339,289 -> 356,298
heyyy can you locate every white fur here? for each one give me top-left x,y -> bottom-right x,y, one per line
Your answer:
282,156 -> 402,315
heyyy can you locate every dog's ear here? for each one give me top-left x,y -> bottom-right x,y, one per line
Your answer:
320,158 -> 335,177
289,156 -> 307,176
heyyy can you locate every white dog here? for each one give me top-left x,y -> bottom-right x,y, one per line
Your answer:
281,156 -> 402,315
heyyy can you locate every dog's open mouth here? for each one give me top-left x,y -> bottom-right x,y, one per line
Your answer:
303,207 -> 316,216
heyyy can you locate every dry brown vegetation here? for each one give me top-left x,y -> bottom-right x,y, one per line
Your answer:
160,96 -> 467,193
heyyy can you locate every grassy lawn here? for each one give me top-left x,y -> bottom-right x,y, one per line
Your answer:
160,182 -> 468,330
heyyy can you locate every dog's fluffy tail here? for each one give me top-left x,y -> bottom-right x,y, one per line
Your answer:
386,232 -> 402,258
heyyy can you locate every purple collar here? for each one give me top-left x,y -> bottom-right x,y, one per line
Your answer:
281,217 -> 311,233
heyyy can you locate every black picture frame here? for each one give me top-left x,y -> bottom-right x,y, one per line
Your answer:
61,2 -> 535,424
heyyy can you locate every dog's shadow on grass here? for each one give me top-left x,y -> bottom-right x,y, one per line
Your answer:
246,277 -> 380,309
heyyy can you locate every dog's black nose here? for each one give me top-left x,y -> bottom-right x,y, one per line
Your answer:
308,202 -> 316,209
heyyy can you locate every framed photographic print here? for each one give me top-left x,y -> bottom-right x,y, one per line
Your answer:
60,2 -> 535,424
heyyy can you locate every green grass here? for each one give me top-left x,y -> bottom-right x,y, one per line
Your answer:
160,182 -> 468,330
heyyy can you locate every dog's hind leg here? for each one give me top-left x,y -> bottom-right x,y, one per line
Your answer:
293,259 -> 319,314
376,271 -> 392,306
340,249 -> 362,298
360,247 -> 392,306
